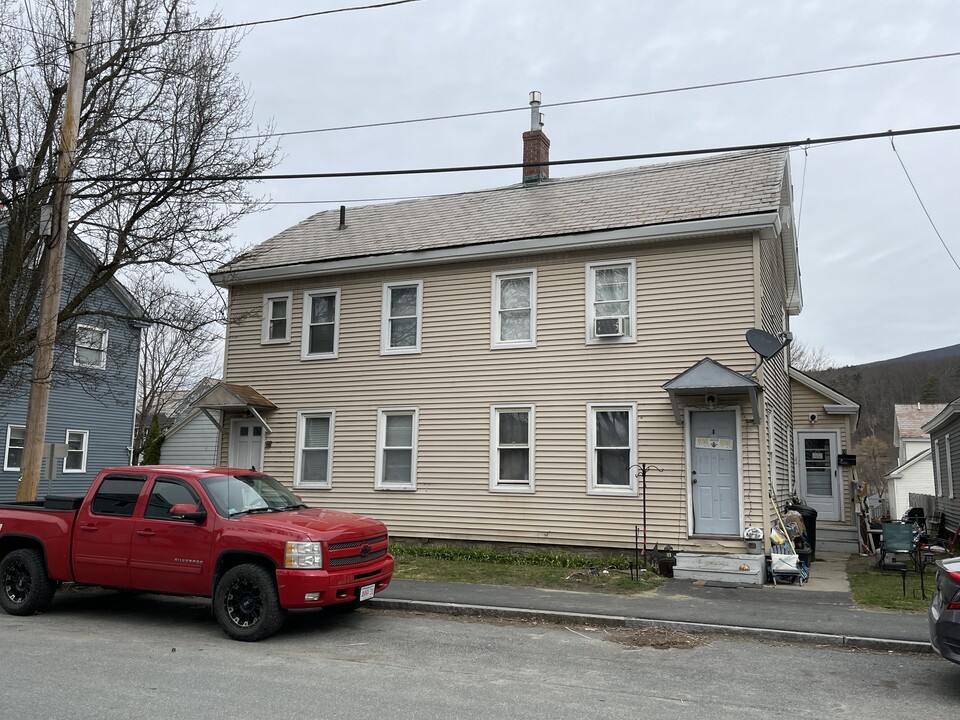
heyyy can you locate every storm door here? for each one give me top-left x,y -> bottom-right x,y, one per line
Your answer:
797,431 -> 840,521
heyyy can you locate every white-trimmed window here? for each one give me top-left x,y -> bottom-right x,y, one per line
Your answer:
261,292 -> 292,344
74,324 -> 108,369
4,425 -> 25,471
302,289 -> 340,359
934,438 -> 943,497
587,403 -> 637,495
947,434 -> 955,500
490,405 -> 535,492
586,260 -> 636,344
294,410 -> 334,489
381,281 -> 422,354
492,270 -> 536,349
375,408 -> 418,490
63,430 -> 88,473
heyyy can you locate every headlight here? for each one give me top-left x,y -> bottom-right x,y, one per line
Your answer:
285,541 -> 323,569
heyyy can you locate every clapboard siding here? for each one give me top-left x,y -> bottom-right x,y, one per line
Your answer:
221,235 -> 771,551
929,418 -> 960,537
0,242 -> 143,501
159,411 -> 219,465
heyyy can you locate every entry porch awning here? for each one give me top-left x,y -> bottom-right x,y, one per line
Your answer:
191,381 -> 276,433
662,357 -> 761,425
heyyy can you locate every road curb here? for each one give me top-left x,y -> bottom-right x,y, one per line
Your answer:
369,597 -> 933,655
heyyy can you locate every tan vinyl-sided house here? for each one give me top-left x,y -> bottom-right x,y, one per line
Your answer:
789,368 -> 861,552
210,126 -> 809,556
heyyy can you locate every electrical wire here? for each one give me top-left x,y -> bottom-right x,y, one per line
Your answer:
230,50 -> 960,140
76,0 -> 424,51
889,137 -> 960,274
72,122 -> 960,184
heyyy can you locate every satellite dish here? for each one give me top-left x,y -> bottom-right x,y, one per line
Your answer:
746,328 -> 785,359
745,328 -> 792,377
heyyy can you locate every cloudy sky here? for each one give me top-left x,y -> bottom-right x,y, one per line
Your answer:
194,0 -> 960,367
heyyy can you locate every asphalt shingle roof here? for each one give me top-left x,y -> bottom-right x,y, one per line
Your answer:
895,403 -> 947,440
218,148 -> 788,276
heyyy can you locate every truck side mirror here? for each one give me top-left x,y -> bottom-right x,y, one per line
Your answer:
169,503 -> 207,523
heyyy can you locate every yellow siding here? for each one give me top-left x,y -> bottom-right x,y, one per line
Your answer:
223,235 -> 765,552
790,379 -> 856,520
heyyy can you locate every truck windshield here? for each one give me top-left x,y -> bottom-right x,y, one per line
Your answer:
199,474 -> 307,518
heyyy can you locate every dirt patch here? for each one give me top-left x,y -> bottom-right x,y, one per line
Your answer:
605,626 -> 708,650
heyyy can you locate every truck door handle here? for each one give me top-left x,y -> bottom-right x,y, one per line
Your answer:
79,524 -> 98,532
135,529 -> 156,537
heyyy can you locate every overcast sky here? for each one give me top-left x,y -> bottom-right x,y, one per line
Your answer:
194,0 -> 960,367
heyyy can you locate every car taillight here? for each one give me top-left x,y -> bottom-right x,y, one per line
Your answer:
946,569 -> 960,610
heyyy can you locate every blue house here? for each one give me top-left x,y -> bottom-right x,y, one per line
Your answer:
0,224 -> 148,500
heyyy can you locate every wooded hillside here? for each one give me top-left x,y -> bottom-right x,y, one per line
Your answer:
809,344 -> 960,455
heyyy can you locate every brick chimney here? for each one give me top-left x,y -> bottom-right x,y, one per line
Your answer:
522,91 -> 550,184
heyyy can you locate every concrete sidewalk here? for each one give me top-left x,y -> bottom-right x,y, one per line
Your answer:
371,552 -> 933,654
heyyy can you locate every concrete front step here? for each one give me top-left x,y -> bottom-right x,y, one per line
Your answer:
673,553 -> 766,585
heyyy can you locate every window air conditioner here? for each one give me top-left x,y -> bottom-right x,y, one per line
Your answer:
595,316 -> 626,337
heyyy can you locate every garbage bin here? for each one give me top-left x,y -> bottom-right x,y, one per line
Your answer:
785,503 -> 818,563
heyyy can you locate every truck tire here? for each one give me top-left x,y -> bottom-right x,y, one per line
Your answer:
213,564 -> 286,641
0,548 -> 56,616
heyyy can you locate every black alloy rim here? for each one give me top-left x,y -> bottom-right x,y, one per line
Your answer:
2,560 -> 30,603
225,577 -> 262,627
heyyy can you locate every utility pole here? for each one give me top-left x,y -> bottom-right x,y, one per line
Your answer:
17,0 -> 93,501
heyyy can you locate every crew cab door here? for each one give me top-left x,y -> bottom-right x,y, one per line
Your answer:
128,476 -> 216,596
73,473 -> 148,588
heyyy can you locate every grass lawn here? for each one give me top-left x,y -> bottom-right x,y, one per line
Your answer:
846,553 -> 936,612
392,545 -> 663,594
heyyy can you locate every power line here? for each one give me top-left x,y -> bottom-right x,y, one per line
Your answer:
231,49 -> 960,141
73,122 -> 960,184
889,137 -> 960,274
76,0 -> 423,51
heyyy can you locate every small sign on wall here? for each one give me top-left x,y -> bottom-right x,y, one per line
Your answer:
695,437 -> 733,451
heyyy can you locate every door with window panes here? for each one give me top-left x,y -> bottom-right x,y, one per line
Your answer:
797,431 -> 840,521
230,421 -> 264,471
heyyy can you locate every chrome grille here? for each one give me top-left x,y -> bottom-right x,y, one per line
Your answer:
329,534 -> 387,551
327,548 -> 387,567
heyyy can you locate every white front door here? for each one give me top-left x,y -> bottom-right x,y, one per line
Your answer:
690,410 -> 741,536
797,431 -> 840,521
230,421 -> 264,471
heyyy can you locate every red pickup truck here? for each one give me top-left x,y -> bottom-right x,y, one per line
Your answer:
0,466 -> 394,641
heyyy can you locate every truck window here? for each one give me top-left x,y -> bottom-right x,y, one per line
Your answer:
90,476 -> 146,517
145,478 -> 201,520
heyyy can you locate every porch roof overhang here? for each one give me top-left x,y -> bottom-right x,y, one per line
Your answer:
662,357 -> 761,425
191,382 -> 276,433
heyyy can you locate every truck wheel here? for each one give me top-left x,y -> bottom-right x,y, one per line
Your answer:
0,549 -> 56,616
213,564 -> 286,641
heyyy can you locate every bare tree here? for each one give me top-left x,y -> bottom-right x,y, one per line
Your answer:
131,267 -> 220,463
853,435 -> 893,501
0,0 -> 277,389
790,339 -> 834,373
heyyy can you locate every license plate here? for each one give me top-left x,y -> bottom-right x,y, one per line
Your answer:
359,583 -> 376,602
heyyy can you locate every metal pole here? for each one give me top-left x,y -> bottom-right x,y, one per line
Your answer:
17,0 -> 93,501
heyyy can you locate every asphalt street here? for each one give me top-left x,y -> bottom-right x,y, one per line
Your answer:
0,588 -> 957,720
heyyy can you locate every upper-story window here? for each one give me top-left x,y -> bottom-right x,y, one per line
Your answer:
261,292 -> 292,344
74,324 -> 108,369
63,429 -> 89,473
381,281 -> 422,355
492,270 -> 536,349
586,260 -> 636,344
302,289 -> 340,359
3,425 -> 25,471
